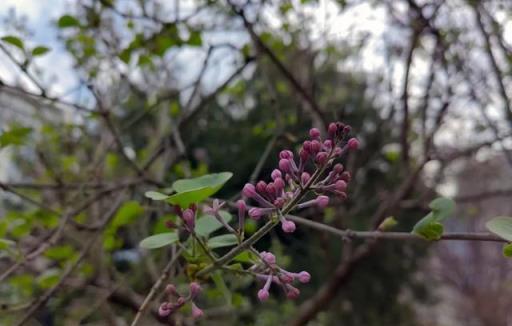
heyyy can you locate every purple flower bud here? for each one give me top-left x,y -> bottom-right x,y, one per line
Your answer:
243,183 -> 257,198
256,181 -> 267,194
299,148 -> 309,161
311,140 -> 322,153
297,271 -> 311,283
271,169 -> 282,180
279,150 -> 294,160
323,140 -> 333,150
280,273 -> 294,284
279,159 -> 292,173
183,209 -> 195,229
303,140 -> 312,152
176,297 -> 186,307
274,197 -> 286,208
343,125 -> 352,134
309,128 -> 321,139
328,123 -> 338,137
189,282 -> 202,299
258,289 -> 270,301
301,172 -> 311,186
281,219 -> 296,233
158,302 -> 172,317
315,152 -> 328,165
333,163 -> 344,174
236,200 -> 246,230
340,171 -> 351,182
274,177 -> 285,191
249,208 -> 263,220
334,147 -> 342,156
260,251 -> 276,265
286,285 -> 300,300
347,138 -> 359,150
337,192 -> 348,201
191,302 -> 204,319
316,195 -> 329,208
335,180 -> 347,192
266,183 -> 277,197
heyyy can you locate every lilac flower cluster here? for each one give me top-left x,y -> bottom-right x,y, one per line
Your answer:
254,251 -> 311,302
238,122 -> 359,234
158,282 -> 203,319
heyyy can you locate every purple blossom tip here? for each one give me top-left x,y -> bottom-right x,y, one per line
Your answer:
271,169 -> 282,180
316,195 -> 330,208
165,284 -> 177,296
328,122 -> 338,137
257,289 -> 270,301
347,138 -> 360,150
280,273 -> 294,284
335,180 -> 347,192
281,219 -> 296,233
333,163 -> 344,173
278,159 -> 292,173
158,302 -> 172,317
279,150 -> 293,160
274,177 -> 285,191
183,209 -> 195,229
249,207 -> 263,220
311,140 -> 322,153
286,285 -> 301,300
301,172 -> 311,185
297,271 -> 311,283
189,282 -> 202,298
309,128 -> 321,139
243,183 -> 257,198
260,251 -> 276,265
315,152 -> 328,165
191,302 -> 204,319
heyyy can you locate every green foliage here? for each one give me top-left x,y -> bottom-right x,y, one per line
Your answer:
0,125 -> 32,148
207,234 -> 238,249
195,211 -> 232,237
1,35 -> 24,49
486,216 -> 512,241
31,46 -> 51,56
503,243 -> 512,258
57,15 -> 80,28
412,197 -> 455,240
139,232 -> 178,249
166,172 -> 233,208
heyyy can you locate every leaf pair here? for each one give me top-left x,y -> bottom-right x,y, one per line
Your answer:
485,216 -> 512,258
412,197 -> 455,240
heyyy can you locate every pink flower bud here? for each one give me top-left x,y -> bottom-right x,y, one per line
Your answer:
311,140 -> 322,153
183,209 -> 195,229
303,140 -> 312,152
328,123 -> 338,137
189,282 -> 202,298
323,140 -> 333,150
286,285 -> 300,300
266,183 -> 277,197
165,284 -> 178,296
309,128 -> 321,139
335,180 -> 347,192
299,148 -> 309,161
333,163 -> 344,174
158,302 -> 172,317
274,177 -> 285,191
271,169 -> 282,180
274,197 -> 285,208
347,138 -> 359,150
297,271 -> 311,283
260,251 -> 276,265
334,147 -> 342,156
191,302 -> 204,319
337,192 -> 348,201
280,273 -> 294,283
279,150 -> 293,160
279,159 -> 292,173
340,171 -> 351,182
243,183 -> 257,198
316,195 -> 329,208
301,172 -> 311,185
315,152 -> 328,165
176,297 -> 186,307
281,219 -> 296,233
343,125 -> 352,134
256,181 -> 267,194
249,208 -> 263,220
257,289 -> 270,301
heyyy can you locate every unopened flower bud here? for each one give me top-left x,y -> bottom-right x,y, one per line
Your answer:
323,140 -> 333,150
266,183 -> 277,197
191,302 -> 204,319
343,125 -> 352,134
279,159 -> 292,173
280,273 -> 294,283
189,282 -> 202,298
274,197 -> 285,208
271,169 -> 282,180
309,128 -> 321,139
243,183 -> 257,198
165,284 -> 178,296
303,140 -> 312,152
281,219 -> 296,233
297,271 -> 311,283
340,171 -> 351,182
258,289 -> 270,301
328,123 -> 338,137
256,181 -> 267,194
286,285 -> 300,300
335,180 -> 347,192
311,140 -> 322,153
299,148 -> 309,161
279,150 -> 293,160
301,172 -> 311,185
316,195 -> 329,208
158,302 -> 172,317
334,147 -> 342,156
333,163 -> 344,174
183,209 -> 195,229
347,138 -> 359,150
260,251 -> 276,265
274,177 -> 285,191
315,152 -> 328,165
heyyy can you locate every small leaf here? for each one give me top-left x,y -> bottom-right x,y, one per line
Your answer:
0,126 -> 32,148
1,36 -> 24,49
0,238 -> 15,250
140,232 -> 178,249
503,243 -> 512,258
195,211 -> 232,237
58,15 -> 80,28
44,245 -> 76,261
486,216 -> 512,242
145,191 -> 169,201
412,197 -> 455,240
112,201 -> 143,227
429,197 -> 455,220
32,46 -> 50,56
378,216 -> 397,231
207,234 -> 238,249
172,172 -> 233,193
212,271 -> 232,304
233,251 -> 256,263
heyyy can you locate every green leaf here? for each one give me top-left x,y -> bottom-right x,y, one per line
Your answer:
486,216 -> 512,242
58,15 -> 80,28
145,191 -> 169,201
139,232 -> 178,249
32,46 -> 50,56
503,243 -> 512,258
44,245 -> 76,261
167,172 -> 232,208
0,126 -> 32,148
37,269 -> 60,289
1,35 -> 24,49
207,234 -> 238,249
112,201 -> 143,227
412,197 -> 455,240
187,30 -> 202,46
212,271 -> 232,305
233,250 -> 256,263
0,238 -> 15,250
378,216 -> 397,231
195,211 -> 232,237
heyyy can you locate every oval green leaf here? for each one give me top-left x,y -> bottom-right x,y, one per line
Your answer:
207,234 -> 238,249
1,36 -> 24,49
145,191 -> 169,201
503,243 -> 512,258
172,172 -> 233,193
486,216 -> 512,242
195,211 -> 232,237
32,46 -> 50,56
58,15 -> 80,28
139,232 -> 178,249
